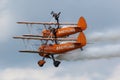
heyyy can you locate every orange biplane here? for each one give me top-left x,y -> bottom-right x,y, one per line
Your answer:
17,16 -> 87,38
14,32 -> 86,67
42,16 -> 87,38
13,12 -> 87,67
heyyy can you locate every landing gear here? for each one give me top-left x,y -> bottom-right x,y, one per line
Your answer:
38,60 -> 46,67
51,54 -> 61,67
80,47 -> 83,51
38,57 -> 46,67
54,61 -> 61,67
38,53 -> 61,67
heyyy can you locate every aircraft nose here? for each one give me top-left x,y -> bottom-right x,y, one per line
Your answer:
38,46 -> 44,52
42,30 -> 51,37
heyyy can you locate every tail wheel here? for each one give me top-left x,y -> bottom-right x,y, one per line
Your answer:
38,60 -> 46,67
54,61 -> 61,67
80,47 -> 83,51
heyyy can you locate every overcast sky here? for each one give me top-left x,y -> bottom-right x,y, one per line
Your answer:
0,0 -> 120,80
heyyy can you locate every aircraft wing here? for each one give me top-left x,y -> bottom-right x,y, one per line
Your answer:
22,34 -> 69,38
22,34 -> 43,37
19,50 -> 40,53
19,50 -> 56,54
19,50 -> 40,54
19,50 -> 51,54
17,22 -> 77,25
13,36 -> 76,41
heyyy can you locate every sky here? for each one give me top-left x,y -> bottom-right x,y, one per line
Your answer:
0,0 -> 120,80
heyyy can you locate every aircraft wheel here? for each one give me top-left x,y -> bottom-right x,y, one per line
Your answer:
54,61 -> 61,67
38,60 -> 46,67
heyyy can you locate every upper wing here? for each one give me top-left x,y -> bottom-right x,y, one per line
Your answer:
22,34 -> 43,37
13,36 -> 76,41
17,22 -> 77,25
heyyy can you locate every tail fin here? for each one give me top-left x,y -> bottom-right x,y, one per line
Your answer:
77,32 -> 87,46
77,16 -> 87,31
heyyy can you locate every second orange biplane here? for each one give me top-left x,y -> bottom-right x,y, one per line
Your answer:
18,16 -> 87,38
16,32 -> 86,67
42,16 -> 87,38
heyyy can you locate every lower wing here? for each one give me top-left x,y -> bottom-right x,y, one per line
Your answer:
13,36 -> 76,41
19,50 -> 39,53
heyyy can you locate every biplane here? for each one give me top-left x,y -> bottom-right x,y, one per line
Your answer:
13,12 -> 87,67
18,16 -> 87,38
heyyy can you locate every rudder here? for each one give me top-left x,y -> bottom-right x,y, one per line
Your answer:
77,16 -> 87,31
77,32 -> 87,46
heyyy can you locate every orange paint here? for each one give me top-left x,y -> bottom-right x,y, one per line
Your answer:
38,32 -> 86,54
42,16 -> 87,37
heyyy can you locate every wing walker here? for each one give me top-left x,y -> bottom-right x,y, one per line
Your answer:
13,11 -> 87,67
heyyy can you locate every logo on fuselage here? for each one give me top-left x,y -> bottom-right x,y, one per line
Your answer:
56,44 -> 75,50
58,28 -> 75,34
